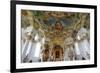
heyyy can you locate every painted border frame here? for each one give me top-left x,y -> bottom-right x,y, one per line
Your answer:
10,1 -> 97,72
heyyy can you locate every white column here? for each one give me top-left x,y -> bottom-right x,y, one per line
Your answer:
64,48 -> 70,61
74,42 -> 82,60
78,39 -> 90,60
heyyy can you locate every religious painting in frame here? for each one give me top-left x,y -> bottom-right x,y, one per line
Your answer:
10,0 -> 97,72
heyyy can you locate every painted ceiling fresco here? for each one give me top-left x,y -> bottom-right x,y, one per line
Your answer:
21,10 -> 90,44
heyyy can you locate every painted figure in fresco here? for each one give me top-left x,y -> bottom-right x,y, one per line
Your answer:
54,22 -> 63,32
